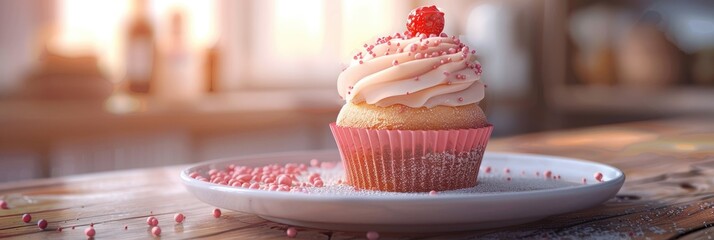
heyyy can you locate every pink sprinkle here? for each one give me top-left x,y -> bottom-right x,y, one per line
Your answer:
147,216 -> 158,226
22,213 -> 31,223
414,53 -> 423,59
545,170 -> 553,178
0,200 -> 7,209
321,162 -> 336,169
277,175 -> 292,186
151,226 -> 161,237
235,174 -> 252,182
359,60 -> 363,64
392,60 -> 398,66
249,182 -> 260,189
174,213 -> 185,223
429,190 -> 437,196
471,50 -> 476,54
90,223 -> 94,227
265,177 -> 276,184
308,173 -> 321,183
440,33 -> 448,37
443,71 -> 450,76
458,97 -> 464,102
213,208 -> 222,218
504,168 -> 511,174
85,227 -> 95,237
367,231 -> 380,240
313,180 -> 324,187
38,219 -> 47,230
286,227 -> 298,238
448,48 -> 456,54
594,172 -> 604,182
484,166 -> 492,173
310,159 -> 320,167
363,43 -> 367,48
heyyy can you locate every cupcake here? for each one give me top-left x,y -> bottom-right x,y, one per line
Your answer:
330,5 -> 492,192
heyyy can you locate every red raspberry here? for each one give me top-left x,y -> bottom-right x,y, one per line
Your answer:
406,5 -> 445,36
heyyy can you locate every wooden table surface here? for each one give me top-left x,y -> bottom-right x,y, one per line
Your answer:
1,118 -> 714,239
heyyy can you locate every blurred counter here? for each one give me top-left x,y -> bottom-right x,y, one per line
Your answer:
0,89 -> 341,182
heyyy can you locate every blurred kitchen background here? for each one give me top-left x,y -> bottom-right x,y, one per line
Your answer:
1,0 -> 713,182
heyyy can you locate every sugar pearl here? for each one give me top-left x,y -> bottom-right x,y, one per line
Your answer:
367,231 -> 380,240
152,226 -> 161,236
594,172 -> 604,182
37,219 -> 48,230
286,227 -> 298,238
85,227 -> 96,237
174,213 -> 185,223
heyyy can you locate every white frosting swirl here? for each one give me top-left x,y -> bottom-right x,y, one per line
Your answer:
337,34 -> 484,108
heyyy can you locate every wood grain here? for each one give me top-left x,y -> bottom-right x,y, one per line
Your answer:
1,117 -> 714,239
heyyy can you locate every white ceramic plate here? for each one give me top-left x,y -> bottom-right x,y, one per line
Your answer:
181,150 -> 625,232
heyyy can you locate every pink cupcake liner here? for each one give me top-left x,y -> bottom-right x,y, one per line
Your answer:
330,123 -> 493,192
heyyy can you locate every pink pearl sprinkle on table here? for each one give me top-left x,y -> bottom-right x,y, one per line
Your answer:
367,231 -> 380,240
37,219 -> 48,230
85,227 -> 95,237
545,170 -> 553,178
213,208 -> 222,218
484,166 -> 492,173
429,190 -> 437,196
151,226 -> 161,236
286,227 -> 298,238
0,200 -> 7,209
22,213 -> 31,223
146,216 -> 158,226
174,213 -> 185,223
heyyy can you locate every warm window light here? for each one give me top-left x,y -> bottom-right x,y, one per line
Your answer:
340,0 -> 405,60
150,0 -> 219,49
54,0 -> 129,79
54,0 -> 218,82
273,0 -> 324,57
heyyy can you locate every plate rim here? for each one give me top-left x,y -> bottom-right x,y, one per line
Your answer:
180,150 -> 626,202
